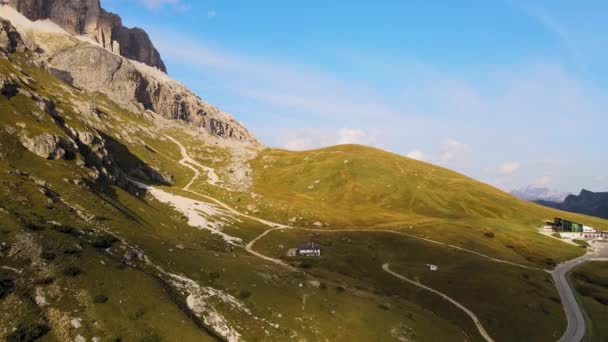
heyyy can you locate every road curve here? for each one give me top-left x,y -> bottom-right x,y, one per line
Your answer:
553,254 -> 588,342
382,263 -> 495,342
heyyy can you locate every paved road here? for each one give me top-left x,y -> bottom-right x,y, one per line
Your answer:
553,255 -> 589,342
555,242 -> 608,342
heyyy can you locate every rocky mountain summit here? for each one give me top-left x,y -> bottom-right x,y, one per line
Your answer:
536,189 -> 608,220
6,0 -> 166,72
0,4 -> 260,146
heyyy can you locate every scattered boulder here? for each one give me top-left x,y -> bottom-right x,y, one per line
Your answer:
19,133 -> 76,160
0,76 -> 18,98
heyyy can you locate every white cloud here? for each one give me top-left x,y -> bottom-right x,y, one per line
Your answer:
511,2 -> 582,63
278,128 -> 378,151
406,149 -> 425,161
207,10 -> 217,18
138,0 -> 186,10
283,137 -> 317,151
337,128 -> 367,145
439,139 -> 471,165
279,129 -> 332,151
497,162 -> 521,175
152,32 -> 399,122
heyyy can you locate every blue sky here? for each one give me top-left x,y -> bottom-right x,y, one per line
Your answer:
102,0 -> 608,194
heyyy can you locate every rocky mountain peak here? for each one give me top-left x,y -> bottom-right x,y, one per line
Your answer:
5,0 -> 166,72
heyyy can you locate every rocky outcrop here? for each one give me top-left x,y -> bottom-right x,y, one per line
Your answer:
13,92 -> 172,187
48,44 -> 259,145
6,0 -> 167,72
0,76 -> 19,98
2,8 -> 259,146
0,17 -> 26,55
112,26 -> 165,74
18,132 -> 76,160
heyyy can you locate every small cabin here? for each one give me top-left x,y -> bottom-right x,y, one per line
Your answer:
427,264 -> 439,271
298,242 -> 321,257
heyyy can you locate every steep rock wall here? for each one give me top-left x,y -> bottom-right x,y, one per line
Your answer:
6,0 -> 166,72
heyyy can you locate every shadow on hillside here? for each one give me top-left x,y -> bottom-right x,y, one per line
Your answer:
81,133 -> 174,227
99,132 -> 170,187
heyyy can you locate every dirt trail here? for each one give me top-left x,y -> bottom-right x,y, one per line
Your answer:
169,135 -> 541,271
382,263 -> 495,342
166,135 -> 551,273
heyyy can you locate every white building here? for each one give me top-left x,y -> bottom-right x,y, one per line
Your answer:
298,242 -> 321,257
560,232 -> 583,239
561,230 -> 606,240
583,226 -> 597,233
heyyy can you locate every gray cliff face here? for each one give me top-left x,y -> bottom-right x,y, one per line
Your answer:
1,10 -> 259,146
1,21 -> 169,186
48,44 -> 258,145
6,0 -> 167,72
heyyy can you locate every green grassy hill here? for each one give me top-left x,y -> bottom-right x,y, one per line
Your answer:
0,49 -> 466,341
184,145 -> 607,268
250,145 -> 607,230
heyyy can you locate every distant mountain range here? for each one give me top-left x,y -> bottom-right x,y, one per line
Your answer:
534,190 -> 608,220
510,186 -> 571,202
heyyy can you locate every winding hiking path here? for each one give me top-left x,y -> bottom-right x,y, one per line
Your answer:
165,135 -> 287,228
164,134 -> 601,342
166,135 -> 538,271
382,263 -> 495,342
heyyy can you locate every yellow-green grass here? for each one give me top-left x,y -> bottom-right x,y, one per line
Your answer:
0,152 -> 464,341
1,41 -> 604,341
570,261 -> 608,342
0,54 -> 466,339
254,228 -> 568,341
243,146 -> 608,266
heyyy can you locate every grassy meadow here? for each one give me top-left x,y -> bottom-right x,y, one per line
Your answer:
253,228 -> 568,341
570,261 -> 608,342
